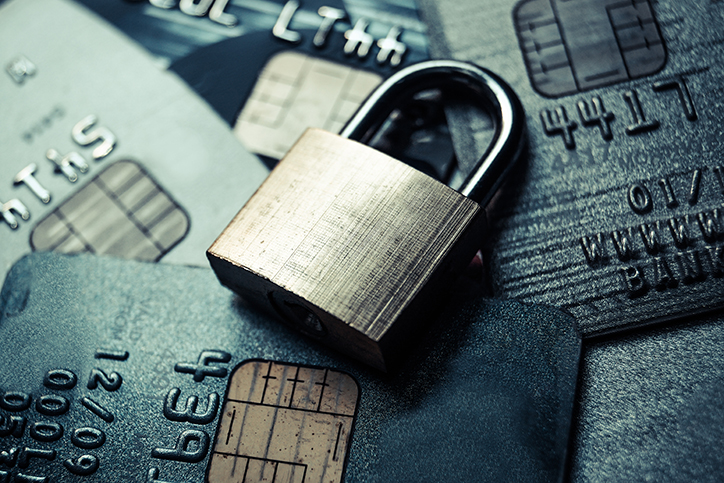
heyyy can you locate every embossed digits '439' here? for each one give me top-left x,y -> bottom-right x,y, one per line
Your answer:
149,350 -> 230,477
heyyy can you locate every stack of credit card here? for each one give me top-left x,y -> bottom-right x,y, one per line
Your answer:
2,0 -> 722,480
0,0 -> 584,481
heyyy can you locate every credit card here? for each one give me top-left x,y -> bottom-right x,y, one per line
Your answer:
570,310 -> 724,481
0,252 -> 581,482
417,0 -> 724,336
0,0 -> 269,284
76,0 -> 449,173
76,0 -> 429,67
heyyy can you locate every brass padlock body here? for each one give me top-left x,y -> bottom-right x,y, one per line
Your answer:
208,129 -> 485,371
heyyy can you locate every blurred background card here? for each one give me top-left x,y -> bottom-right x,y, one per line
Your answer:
77,0 -> 451,169
0,0 -> 269,284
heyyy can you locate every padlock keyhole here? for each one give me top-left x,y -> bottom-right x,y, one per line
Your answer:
284,302 -> 326,338
269,290 -> 328,340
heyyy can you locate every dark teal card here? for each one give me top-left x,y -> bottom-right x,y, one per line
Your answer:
0,253 -> 579,482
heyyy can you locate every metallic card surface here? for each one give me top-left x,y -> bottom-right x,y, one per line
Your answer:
417,0 -> 724,336
0,0 -> 269,284
0,252 -> 580,482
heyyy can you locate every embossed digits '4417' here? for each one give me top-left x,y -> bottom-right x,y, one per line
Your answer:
541,77 -> 696,149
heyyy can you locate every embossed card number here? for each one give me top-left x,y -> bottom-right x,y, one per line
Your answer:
0,351 -> 127,481
1,345 -> 357,482
415,0 -> 724,336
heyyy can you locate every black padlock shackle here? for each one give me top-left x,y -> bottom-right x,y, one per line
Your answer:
339,60 -> 526,206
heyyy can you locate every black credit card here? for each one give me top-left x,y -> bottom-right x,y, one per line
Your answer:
417,0 -> 724,337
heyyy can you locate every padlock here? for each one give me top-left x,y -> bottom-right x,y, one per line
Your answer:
207,60 -> 526,371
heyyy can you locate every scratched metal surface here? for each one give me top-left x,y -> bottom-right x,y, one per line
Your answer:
0,252 -> 580,482
208,129 -> 485,370
416,0 -> 724,337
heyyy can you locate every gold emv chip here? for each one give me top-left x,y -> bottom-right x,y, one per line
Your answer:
208,361 -> 359,483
